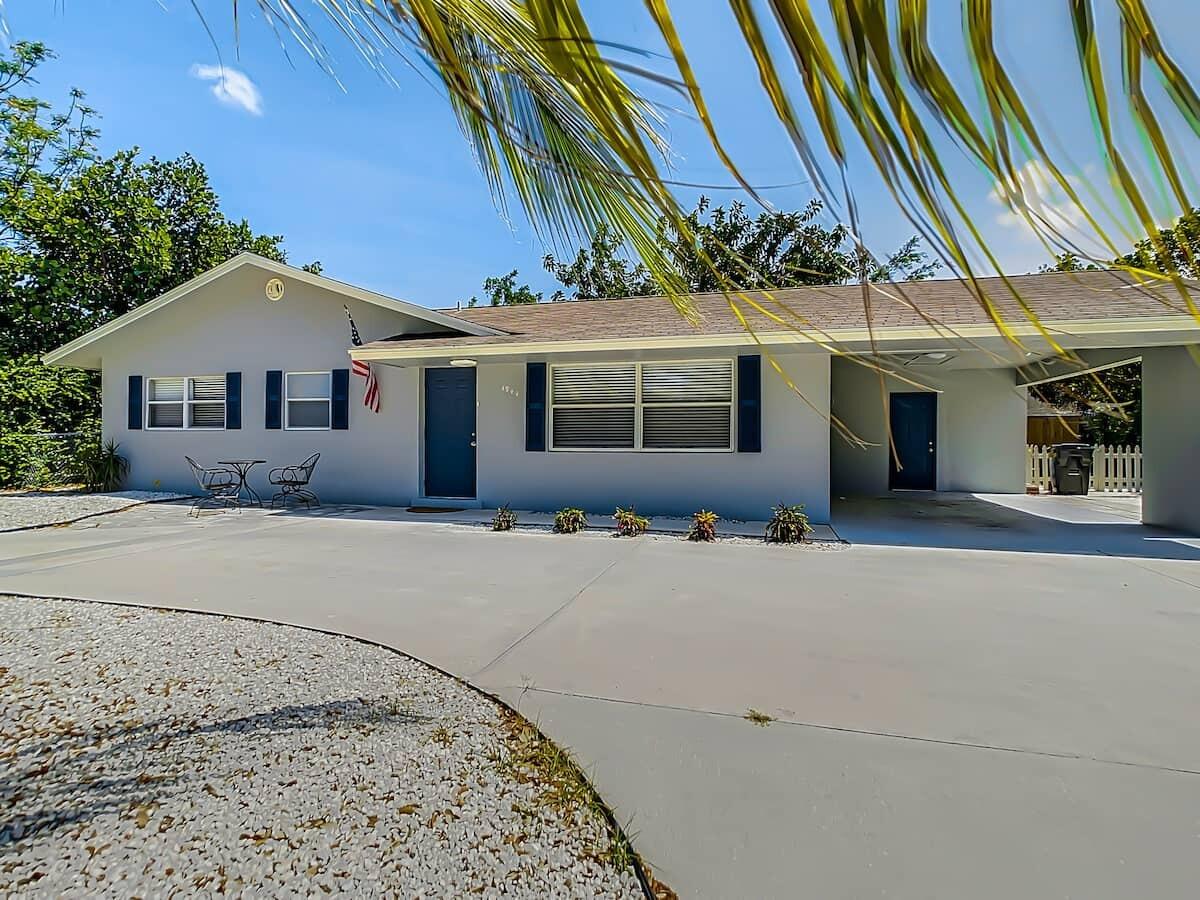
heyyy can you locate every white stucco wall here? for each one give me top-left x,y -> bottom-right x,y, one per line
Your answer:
91,266 -> 833,520
829,358 -> 1027,496
99,265 -> 423,505
474,349 -> 832,522
1141,346 -> 1200,533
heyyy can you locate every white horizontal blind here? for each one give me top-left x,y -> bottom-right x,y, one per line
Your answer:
188,375 -> 226,428
147,377 -> 185,428
146,376 -> 224,429
550,360 -> 733,450
643,406 -> 731,449
553,407 -> 636,448
641,361 -> 732,404
641,360 -> 732,450
551,364 -> 636,448
551,365 -> 636,405
149,377 -> 185,402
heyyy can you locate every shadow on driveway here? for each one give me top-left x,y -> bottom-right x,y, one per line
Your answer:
832,492 -> 1200,560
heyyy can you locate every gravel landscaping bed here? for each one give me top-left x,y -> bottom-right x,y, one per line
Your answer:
0,596 -> 642,898
0,491 -> 187,532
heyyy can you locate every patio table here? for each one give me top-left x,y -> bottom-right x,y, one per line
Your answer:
217,459 -> 267,508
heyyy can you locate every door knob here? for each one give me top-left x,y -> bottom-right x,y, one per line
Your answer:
470,441 -> 477,447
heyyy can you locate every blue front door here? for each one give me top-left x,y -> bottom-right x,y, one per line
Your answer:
889,392 -> 937,490
424,367 -> 477,498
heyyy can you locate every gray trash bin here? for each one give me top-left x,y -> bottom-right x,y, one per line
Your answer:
1051,443 -> 1094,495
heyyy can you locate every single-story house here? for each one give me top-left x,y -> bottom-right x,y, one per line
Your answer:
43,253 -> 1200,529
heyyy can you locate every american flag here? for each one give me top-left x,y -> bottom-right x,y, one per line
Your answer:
344,305 -> 380,413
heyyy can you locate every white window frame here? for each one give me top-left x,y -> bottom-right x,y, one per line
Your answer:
145,375 -> 226,431
284,370 -> 333,431
548,359 -> 735,453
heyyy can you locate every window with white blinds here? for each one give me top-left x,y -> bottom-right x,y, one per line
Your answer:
549,360 -> 733,451
146,376 -> 225,429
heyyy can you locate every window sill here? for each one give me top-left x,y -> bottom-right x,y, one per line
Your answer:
548,447 -> 734,453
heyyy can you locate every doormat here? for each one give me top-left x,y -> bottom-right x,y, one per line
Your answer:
406,506 -> 467,514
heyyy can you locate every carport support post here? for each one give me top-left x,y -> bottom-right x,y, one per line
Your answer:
1141,346 -> 1200,533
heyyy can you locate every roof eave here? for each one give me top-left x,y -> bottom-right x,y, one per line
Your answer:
349,316 -> 1200,362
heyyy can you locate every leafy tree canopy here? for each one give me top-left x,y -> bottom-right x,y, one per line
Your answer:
1044,208 -> 1200,279
0,40 -> 317,486
467,196 -> 938,305
467,269 -> 542,307
0,40 -> 316,360
1031,363 -> 1141,446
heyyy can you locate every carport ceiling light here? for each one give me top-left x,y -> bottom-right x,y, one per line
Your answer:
903,352 -> 954,366
449,358 -> 477,367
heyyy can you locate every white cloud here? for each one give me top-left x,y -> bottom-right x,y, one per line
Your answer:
988,159 -> 1087,237
190,64 -> 263,116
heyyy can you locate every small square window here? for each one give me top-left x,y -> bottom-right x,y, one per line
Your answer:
146,376 -> 224,430
285,372 -> 332,430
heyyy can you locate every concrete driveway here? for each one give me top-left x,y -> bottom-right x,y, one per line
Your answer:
2,498 -> 1200,898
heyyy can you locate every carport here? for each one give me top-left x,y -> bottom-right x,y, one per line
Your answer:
829,298 -> 1200,535
1017,345 -> 1200,535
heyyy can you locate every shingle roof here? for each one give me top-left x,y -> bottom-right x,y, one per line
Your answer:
361,270 -> 1197,352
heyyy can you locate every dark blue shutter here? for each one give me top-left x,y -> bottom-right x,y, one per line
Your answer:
737,354 -> 761,452
525,362 -> 547,451
265,370 -> 283,429
331,368 -> 350,430
225,372 -> 242,429
127,375 -> 143,430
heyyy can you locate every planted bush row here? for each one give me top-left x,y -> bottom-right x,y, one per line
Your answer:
491,502 -> 813,544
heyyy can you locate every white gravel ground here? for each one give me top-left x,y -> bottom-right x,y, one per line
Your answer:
0,596 -> 641,898
0,491 -> 187,532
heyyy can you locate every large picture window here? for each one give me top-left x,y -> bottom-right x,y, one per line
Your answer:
146,376 -> 225,429
549,360 -> 733,451
285,371 -> 332,430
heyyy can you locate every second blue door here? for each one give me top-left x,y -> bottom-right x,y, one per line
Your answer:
889,392 -> 937,490
424,367 -> 476,498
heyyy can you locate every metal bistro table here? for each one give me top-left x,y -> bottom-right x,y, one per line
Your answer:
217,459 -> 267,508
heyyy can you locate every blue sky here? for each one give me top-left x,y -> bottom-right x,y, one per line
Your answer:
6,0 -> 1199,308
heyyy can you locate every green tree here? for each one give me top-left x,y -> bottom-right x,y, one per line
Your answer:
1031,363 -> 1141,445
1034,211 -> 1200,445
1116,208 -> 1200,278
541,222 -> 655,301
2,148 -> 292,357
0,42 -> 312,485
1045,209 -> 1200,278
1040,252 -> 1100,273
542,197 -> 937,301
466,269 -> 542,307
0,42 -> 320,359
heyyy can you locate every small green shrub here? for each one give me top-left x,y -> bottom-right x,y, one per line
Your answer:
687,509 -> 719,542
554,507 -> 588,534
764,502 -> 812,544
79,439 -> 128,493
613,506 -> 650,537
492,503 -> 518,531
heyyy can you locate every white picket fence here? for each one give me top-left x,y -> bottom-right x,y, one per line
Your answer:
1026,444 -> 1142,493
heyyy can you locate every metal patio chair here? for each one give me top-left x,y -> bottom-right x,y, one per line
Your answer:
269,452 -> 321,509
186,456 -> 240,517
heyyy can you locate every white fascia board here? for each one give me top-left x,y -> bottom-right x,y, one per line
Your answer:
348,316 -> 1200,362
